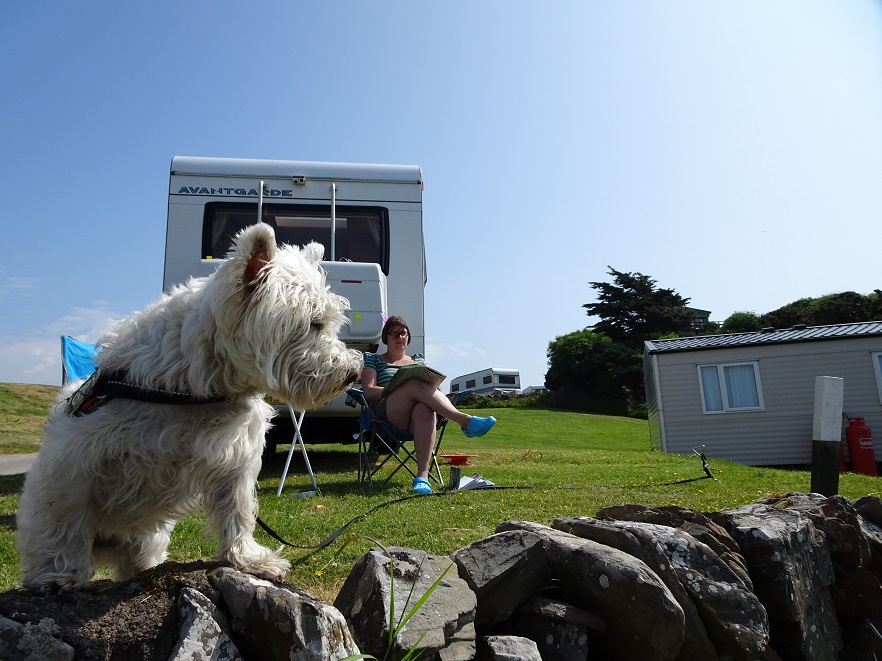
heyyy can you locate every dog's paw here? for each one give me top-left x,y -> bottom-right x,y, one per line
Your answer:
222,543 -> 291,581
243,556 -> 291,582
24,571 -> 90,595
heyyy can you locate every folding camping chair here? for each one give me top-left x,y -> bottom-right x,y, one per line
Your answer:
61,335 -> 99,384
345,388 -> 465,488
276,405 -> 320,497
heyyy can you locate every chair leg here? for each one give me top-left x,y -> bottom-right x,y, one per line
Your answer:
360,431 -> 400,486
277,408 -> 318,497
430,424 -> 449,486
358,429 -> 425,488
374,436 -> 418,486
357,430 -> 372,485
277,441 -> 299,497
430,450 -> 444,486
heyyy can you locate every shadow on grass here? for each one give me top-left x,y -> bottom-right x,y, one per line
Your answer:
265,476 -> 409,499
260,446 -> 423,495
261,447 -> 360,477
0,475 -> 25,498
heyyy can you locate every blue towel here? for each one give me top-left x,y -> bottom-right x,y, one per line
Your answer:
61,335 -> 99,384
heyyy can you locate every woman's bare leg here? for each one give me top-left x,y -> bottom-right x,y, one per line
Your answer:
384,379 -> 471,430
409,403 -> 437,478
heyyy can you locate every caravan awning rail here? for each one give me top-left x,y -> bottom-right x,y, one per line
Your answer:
171,156 -> 422,185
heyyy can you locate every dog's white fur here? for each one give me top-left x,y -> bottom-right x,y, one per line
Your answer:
17,224 -> 363,592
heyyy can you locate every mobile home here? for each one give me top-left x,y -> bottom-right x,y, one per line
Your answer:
644,321 -> 882,465
164,156 -> 425,430
449,368 -> 521,396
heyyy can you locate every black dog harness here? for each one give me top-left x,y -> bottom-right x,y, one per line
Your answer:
65,369 -> 227,416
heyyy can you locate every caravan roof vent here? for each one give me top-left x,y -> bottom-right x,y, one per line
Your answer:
760,327 -> 776,333
790,323 -> 807,330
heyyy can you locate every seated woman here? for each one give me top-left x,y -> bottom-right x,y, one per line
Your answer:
361,315 -> 496,495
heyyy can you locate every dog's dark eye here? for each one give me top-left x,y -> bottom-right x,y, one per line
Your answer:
311,322 -> 323,333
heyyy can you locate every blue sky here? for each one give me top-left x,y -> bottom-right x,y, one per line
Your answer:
2,1 -> 881,391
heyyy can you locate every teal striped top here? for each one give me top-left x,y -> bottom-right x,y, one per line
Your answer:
364,353 -> 426,388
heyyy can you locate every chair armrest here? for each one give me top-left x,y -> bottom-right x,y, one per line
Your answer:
448,390 -> 471,406
346,388 -> 368,409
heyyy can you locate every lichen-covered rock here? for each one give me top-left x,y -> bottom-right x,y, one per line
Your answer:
477,634 -> 542,661
555,515 -> 769,660
334,547 -> 476,661
497,519 -> 685,661
168,587 -> 242,661
210,566 -> 358,661
451,530 -> 552,627
0,616 -> 74,661
716,502 -> 841,660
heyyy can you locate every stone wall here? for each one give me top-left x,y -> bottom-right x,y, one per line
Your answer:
1,492 -> 881,660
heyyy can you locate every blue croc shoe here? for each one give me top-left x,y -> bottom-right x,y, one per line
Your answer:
412,477 -> 433,495
463,416 -> 496,438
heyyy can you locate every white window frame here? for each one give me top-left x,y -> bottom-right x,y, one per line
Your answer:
873,352 -> 882,405
697,361 -> 765,414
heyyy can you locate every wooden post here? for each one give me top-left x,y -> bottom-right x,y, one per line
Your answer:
810,376 -> 844,496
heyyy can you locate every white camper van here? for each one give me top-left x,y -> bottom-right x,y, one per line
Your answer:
164,156 -> 426,442
449,368 -> 521,397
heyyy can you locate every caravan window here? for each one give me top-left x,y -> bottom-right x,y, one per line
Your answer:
698,362 -> 764,413
202,203 -> 389,273
498,375 -> 517,385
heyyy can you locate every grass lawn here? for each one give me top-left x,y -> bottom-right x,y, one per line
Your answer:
0,383 -> 59,454
0,384 -> 879,603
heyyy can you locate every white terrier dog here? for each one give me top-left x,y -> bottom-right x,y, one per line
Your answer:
17,224 -> 363,593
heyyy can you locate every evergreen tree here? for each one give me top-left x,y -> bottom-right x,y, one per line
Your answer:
583,267 -> 693,349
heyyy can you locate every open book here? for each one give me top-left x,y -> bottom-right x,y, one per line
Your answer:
458,474 -> 496,490
382,364 -> 446,397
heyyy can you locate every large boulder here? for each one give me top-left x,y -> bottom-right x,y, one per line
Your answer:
451,530 -> 552,627
598,503 -> 751,588
209,567 -> 359,661
759,493 -> 882,619
714,501 -> 842,660
334,546 -> 477,661
497,519 -> 685,661
554,515 -> 769,660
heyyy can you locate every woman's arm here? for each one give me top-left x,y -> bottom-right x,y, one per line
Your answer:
361,367 -> 385,401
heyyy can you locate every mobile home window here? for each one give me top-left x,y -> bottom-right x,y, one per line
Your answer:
873,353 -> 882,404
498,375 -> 517,385
483,375 -> 492,385
202,203 -> 389,273
451,383 -> 460,392
698,362 -> 764,413
466,379 -> 476,389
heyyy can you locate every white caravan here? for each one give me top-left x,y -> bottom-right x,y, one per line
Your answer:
449,368 -> 521,396
164,156 -> 425,441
